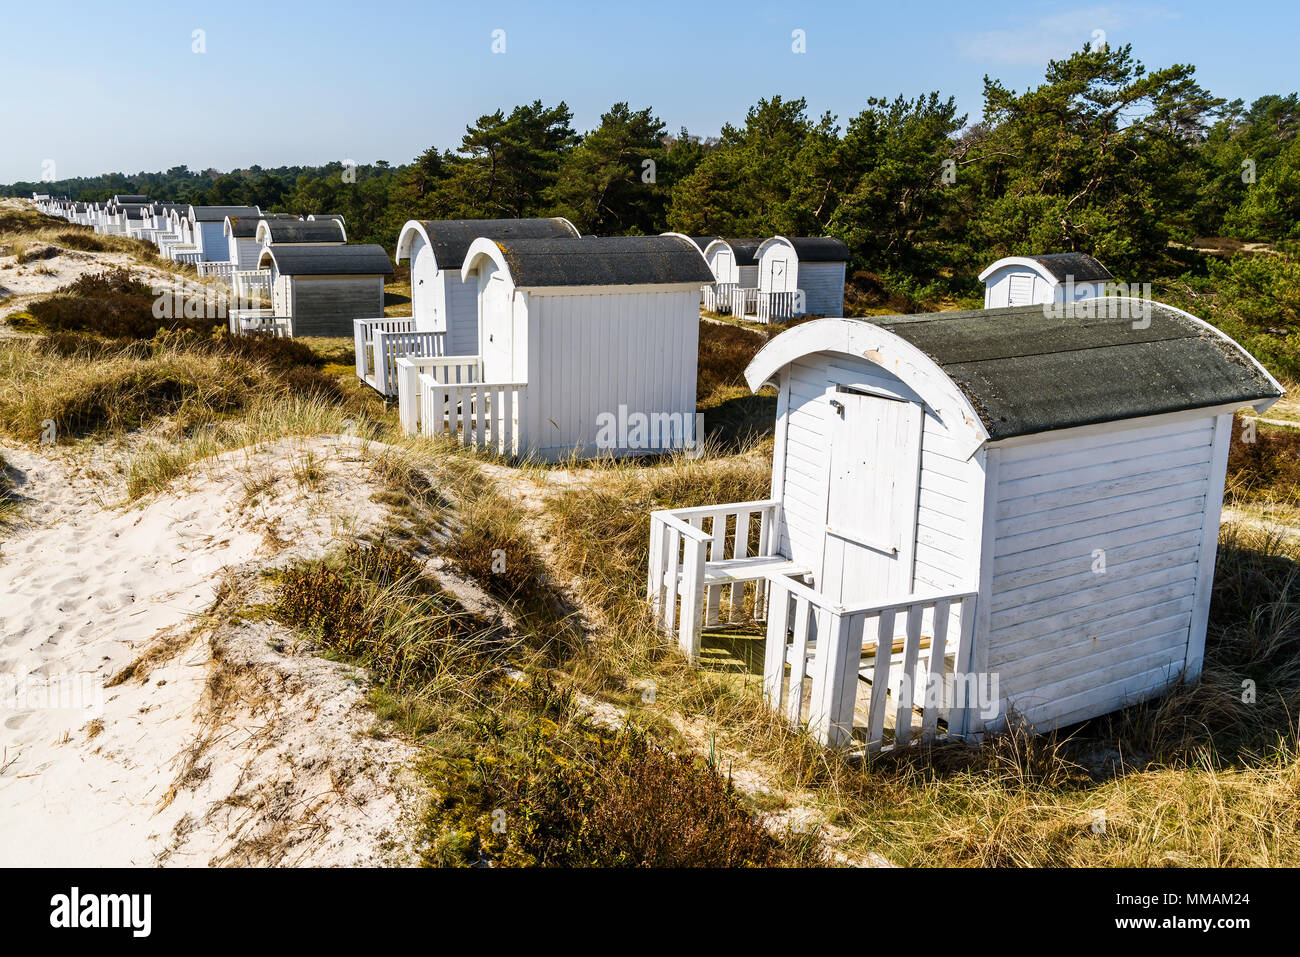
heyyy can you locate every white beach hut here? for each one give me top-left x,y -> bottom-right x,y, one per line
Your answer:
238,243 -> 393,337
647,301 -> 1282,751
395,234 -> 713,459
733,236 -> 849,322
354,217 -> 583,395
980,253 -> 1114,308
699,238 -> 762,314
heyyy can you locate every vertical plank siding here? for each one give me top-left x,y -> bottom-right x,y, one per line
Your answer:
530,288 -> 699,458
289,276 -> 386,338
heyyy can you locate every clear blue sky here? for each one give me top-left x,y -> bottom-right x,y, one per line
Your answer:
1,0 -> 1295,184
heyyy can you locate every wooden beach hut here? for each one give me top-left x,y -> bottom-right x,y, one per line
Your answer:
395,234 -> 712,458
647,300 -> 1282,750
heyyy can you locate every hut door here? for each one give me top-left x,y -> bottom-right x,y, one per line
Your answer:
820,390 -> 923,604
480,272 -> 513,380
766,257 -> 789,293
714,249 -> 732,283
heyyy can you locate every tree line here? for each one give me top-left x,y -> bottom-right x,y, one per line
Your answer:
7,44 -> 1298,298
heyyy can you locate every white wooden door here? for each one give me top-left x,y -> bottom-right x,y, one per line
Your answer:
480,271 -> 513,380
766,256 -> 791,293
1008,273 -> 1035,306
820,390 -> 924,604
714,249 -> 732,283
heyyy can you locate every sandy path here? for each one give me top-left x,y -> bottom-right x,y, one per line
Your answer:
0,436 -> 418,866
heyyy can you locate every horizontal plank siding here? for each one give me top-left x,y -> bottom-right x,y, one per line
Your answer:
985,416 -> 1218,731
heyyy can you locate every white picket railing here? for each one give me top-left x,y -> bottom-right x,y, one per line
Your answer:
419,376 -> 526,456
733,288 -> 804,323
757,290 -> 802,322
170,245 -> 202,264
369,325 -> 448,397
232,268 -> 272,302
196,261 -> 236,284
703,282 -> 738,314
230,308 -> 290,336
353,316 -> 413,380
732,286 -> 760,318
762,582 -> 977,750
646,500 -> 979,751
648,500 -> 806,659
395,355 -> 481,434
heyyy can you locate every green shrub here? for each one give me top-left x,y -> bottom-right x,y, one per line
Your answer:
27,268 -> 221,339
423,677 -> 811,867
446,491 -> 552,609
46,362 -> 252,437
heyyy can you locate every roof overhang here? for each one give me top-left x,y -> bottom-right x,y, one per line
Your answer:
460,237 -> 513,286
979,256 -> 1061,285
754,235 -> 793,262
395,220 -> 433,264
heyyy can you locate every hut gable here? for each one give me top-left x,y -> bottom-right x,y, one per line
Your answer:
395,217 -> 578,270
393,217 -> 579,353
980,253 -> 1114,307
752,236 -> 849,318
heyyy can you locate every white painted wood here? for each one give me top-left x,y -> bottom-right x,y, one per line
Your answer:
1185,412 -> 1234,680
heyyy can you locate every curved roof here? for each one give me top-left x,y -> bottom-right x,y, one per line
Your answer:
979,253 -> 1113,284
257,219 -> 347,244
188,205 -> 261,223
703,237 -> 763,266
756,235 -> 850,263
112,194 -> 149,205
225,213 -> 299,238
258,244 -> 393,276
395,217 -> 579,266
307,213 -> 346,224
746,302 -> 1282,444
461,234 -> 715,288
661,233 -> 719,253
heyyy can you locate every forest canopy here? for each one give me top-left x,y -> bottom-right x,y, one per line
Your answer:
7,44 -> 1297,299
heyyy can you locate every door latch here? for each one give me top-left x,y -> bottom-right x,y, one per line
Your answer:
829,399 -> 845,417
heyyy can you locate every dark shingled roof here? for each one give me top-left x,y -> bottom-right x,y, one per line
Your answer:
260,244 -> 394,276
227,213 -> 299,238
410,218 -> 578,269
491,235 -> 714,288
1022,253 -> 1113,283
112,194 -> 149,205
714,238 -> 763,266
867,302 -> 1280,440
262,219 -> 346,243
778,236 -> 850,262
191,205 -> 261,222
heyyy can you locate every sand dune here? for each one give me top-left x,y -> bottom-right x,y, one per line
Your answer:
0,436 -> 417,866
